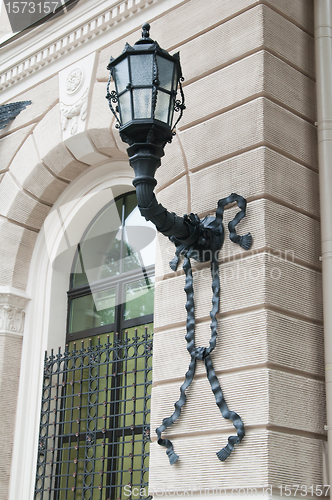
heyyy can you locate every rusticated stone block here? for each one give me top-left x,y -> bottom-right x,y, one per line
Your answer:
156,175 -> 188,220
149,431 -> 270,491
149,431 -> 323,492
33,105 -> 89,181
0,173 -> 50,230
190,147 -> 319,218
175,4 -> 314,84
181,50 -> 316,129
155,134 -> 186,190
0,218 -> 37,289
151,369 -> 324,436
271,0 -> 314,34
263,3 -> 315,77
9,135 -> 68,204
97,1 -> 313,82
96,0 -> 259,81
154,253 -> 322,330
180,98 -> 317,172
153,309 -> 323,382
0,124 -> 35,173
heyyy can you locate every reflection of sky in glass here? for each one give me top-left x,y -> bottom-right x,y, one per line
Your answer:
68,195 -> 157,331
71,197 -> 156,288
124,206 -> 156,269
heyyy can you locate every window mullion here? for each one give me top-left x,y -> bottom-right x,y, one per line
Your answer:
119,195 -> 126,276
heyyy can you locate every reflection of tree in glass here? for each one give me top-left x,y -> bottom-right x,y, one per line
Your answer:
98,306 -> 115,327
124,278 -> 154,320
101,240 -> 141,278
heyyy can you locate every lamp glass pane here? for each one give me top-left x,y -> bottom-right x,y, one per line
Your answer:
130,54 -> 153,86
133,88 -> 152,119
173,65 -> 179,93
154,90 -> 170,124
156,55 -> 174,91
118,90 -> 132,124
114,58 -> 130,94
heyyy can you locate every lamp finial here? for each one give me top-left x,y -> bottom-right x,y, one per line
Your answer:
142,23 -> 150,38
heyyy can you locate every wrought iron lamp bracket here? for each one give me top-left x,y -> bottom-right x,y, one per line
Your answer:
106,22 -> 253,466
155,193 -> 252,465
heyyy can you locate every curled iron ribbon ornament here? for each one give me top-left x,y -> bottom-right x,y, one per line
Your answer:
156,193 -> 252,464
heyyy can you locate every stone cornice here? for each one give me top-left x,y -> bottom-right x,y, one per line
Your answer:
0,0 -> 166,96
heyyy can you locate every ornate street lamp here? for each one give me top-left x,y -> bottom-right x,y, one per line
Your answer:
106,22 -> 184,146
106,23 -> 252,465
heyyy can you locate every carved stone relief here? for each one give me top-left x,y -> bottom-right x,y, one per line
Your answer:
66,68 -> 84,95
59,53 -> 108,164
61,87 -> 88,135
0,292 -> 29,335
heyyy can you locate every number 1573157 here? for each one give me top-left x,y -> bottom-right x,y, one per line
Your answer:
5,2 -> 59,14
279,485 -> 330,497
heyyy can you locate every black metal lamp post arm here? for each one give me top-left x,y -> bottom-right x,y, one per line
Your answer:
127,143 -> 200,244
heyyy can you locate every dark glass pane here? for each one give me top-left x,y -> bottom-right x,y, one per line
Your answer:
124,192 -> 137,220
68,289 -> 116,333
123,279 -> 155,320
155,90 -> 170,124
169,96 -> 176,128
130,54 -> 153,86
133,88 -> 152,119
114,58 -> 130,94
156,55 -> 174,91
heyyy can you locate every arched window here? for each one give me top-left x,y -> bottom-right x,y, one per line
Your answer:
34,192 -> 155,500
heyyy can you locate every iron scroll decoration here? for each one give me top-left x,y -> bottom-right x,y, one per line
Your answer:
106,23 -> 253,465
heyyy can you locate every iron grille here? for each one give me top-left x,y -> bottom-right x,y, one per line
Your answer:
34,329 -> 152,500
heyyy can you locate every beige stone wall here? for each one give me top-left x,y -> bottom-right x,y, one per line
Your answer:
144,0 -> 322,493
0,333 -> 23,499
0,0 -> 324,496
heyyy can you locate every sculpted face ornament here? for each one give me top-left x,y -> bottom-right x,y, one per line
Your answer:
106,23 -> 253,465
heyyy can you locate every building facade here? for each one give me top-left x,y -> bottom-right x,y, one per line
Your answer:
0,0 -> 327,499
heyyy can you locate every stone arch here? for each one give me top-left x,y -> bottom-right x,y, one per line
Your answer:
9,159 -> 136,500
0,81 -> 128,289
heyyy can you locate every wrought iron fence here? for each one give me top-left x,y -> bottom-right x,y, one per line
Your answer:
34,328 -> 152,500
